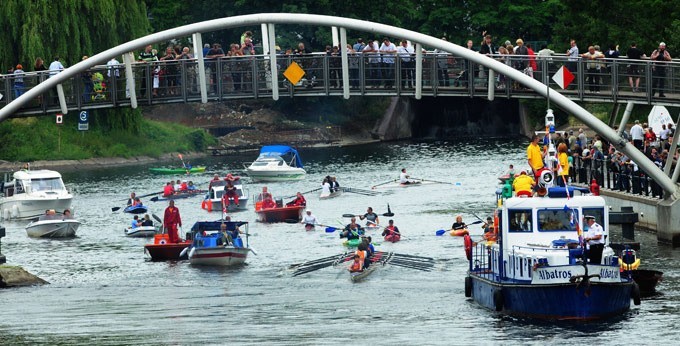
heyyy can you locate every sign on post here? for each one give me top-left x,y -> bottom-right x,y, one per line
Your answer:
56,113 -> 63,125
78,111 -> 89,131
552,66 -> 575,90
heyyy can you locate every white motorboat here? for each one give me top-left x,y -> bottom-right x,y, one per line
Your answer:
201,180 -> 249,212
245,145 -> 306,182
187,220 -> 253,266
1,169 -> 73,220
25,214 -> 80,238
124,226 -> 159,237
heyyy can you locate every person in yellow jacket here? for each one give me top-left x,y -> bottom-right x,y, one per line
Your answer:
527,135 -> 545,176
512,171 -> 535,197
556,143 -> 570,186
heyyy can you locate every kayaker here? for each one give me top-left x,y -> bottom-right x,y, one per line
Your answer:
163,182 -> 175,197
131,215 -> 142,229
126,192 -> 137,206
357,241 -> 370,269
452,215 -> 467,231
340,217 -> 364,239
382,219 -> 401,238
163,200 -> 182,243
359,207 -> 379,226
348,254 -> 363,272
222,180 -> 240,208
506,164 -> 516,177
512,171 -> 535,197
141,214 -> 153,226
286,192 -> 306,207
366,236 -> 375,256
133,197 -> 143,206
399,168 -> 415,184
481,217 -> 493,233
301,210 -> 318,229
584,215 -> 605,264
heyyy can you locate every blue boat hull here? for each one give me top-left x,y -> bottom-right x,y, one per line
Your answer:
470,275 -> 633,320
124,205 -> 148,214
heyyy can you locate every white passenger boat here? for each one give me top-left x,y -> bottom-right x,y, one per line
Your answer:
124,226 -> 159,237
1,169 -> 73,220
186,220 -> 253,266
25,213 -> 80,238
244,145 -> 306,182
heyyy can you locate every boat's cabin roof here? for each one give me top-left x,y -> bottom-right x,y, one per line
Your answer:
252,155 -> 286,166
191,220 -> 248,233
210,180 -> 243,188
12,170 -> 64,180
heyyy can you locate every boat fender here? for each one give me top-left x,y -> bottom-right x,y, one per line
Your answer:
631,282 -> 641,306
493,289 -> 504,311
464,276 -> 472,297
207,199 -> 213,212
179,247 -> 189,258
11,205 -> 18,218
188,247 -> 196,259
463,234 -> 473,261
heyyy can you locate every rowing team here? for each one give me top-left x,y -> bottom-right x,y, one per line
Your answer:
163,180 -> 199,197
349,237 -> 376,272
321,175 -> 340,194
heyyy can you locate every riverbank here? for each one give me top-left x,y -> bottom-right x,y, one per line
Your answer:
0,152 -> 209,172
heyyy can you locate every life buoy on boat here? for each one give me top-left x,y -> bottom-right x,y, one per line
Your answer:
159,239 -> 167,245
464,234 -> 473,260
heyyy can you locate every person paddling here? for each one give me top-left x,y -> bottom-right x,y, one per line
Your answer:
382,219 -> 401,242
127,192 -> 137,206
301,210 -> 318,230
340,217 -> 364,239
452,215 -> 468,231
359,207 -> 379,226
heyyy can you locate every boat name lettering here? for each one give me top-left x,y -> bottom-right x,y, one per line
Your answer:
599,267 -> 620,279
537,269 -> 572,280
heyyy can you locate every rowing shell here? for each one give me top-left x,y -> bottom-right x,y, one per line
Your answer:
319,190 -> 343,199
349,252 -> 391,283
372,180 -> 437,189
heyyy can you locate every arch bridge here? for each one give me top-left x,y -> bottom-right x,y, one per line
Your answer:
1,13 -> 680,244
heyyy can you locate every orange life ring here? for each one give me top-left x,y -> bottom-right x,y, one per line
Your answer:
464,234 -> 473,260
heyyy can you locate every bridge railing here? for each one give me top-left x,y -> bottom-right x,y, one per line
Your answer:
571,155 -> 664,199
2,53 -> 680,116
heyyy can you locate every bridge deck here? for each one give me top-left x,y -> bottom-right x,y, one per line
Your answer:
2,54 -> 679,117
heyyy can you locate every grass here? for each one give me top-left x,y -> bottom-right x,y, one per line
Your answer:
0,116 -> 216,162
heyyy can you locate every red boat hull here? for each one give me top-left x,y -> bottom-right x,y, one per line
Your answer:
144,241 -> 191,261
255,206 -> 305,223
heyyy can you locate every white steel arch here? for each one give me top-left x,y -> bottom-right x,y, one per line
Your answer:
0,13 -> 676,195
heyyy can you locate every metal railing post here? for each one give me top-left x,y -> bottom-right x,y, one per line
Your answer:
123,52 -> 137,109
415,43 -> 422,100
267,24 -> 279,101
340,27 -> 349,99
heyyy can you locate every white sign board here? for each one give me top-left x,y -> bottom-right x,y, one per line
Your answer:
647,105 -> 675,135
532,265 -> 621,284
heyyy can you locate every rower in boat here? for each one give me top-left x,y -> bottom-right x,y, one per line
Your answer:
399,168 -> 418,185
382,219 -> 401,242
174,179 -> 181,191
348,254 -> 363,272
331,177 -> 340,192
450,215 -> 470,236
180,180 -> 188,191
187,181 -> 197,191
512,171 -> 535,197
340,217 -> 364,239
322,178 -> 332,194
163,182 -> 175,197
301,210 -> 318,231
286,192 -> 307,207
357,241 -> 371,269
359,207 -> 379,226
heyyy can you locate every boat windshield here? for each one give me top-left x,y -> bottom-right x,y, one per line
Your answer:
537,209 -> 577,232
31,178 -> 66,192
252,157 -> 284,166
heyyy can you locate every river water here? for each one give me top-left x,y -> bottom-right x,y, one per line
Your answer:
1,140 -> 678,345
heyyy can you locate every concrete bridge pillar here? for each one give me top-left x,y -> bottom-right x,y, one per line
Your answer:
657,197 -> 680,246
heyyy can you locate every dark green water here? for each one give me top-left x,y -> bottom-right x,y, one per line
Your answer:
0,140 -> 678,345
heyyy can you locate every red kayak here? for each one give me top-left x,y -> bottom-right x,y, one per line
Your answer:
384,234 -> 401,243
144,234 -> 191,261
255,205 -> 305,223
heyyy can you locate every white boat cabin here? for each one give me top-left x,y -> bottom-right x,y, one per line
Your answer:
486,194 -> 616,283
2,170 -> 69,198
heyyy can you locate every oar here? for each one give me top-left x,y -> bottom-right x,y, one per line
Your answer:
290,253 -> 350,269
388,261 -> 433,271
283,187 -> 322,199
342,212 -> 394,218
371,179 -> 397,189
391,253 -> 435,261
410,177 -> 462,186
178,153 -> 190,175
389,258 -> 435,267
435,220 -> 483,236
389,259 -> 434,269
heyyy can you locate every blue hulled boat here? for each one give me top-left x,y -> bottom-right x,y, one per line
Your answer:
465,187 -> 640,320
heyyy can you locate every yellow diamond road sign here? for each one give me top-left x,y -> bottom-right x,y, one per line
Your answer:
283,61 -> 305,85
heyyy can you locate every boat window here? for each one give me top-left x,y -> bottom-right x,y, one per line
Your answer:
15,180 -> 25,194
582,207 -> 605,232
537,209 -> 576,232
508,209 -> 532,232
31,178 -> 65,192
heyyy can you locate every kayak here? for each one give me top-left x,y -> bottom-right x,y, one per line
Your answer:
450,229 -> 469,237
384,233 -> 401,243
304,224 -> 315,231
343,238 -> 362,248
149,166 -> 206,175
124,205 -> 148,214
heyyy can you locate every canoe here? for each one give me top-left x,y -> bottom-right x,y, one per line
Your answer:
149,166 -> 206,175
304,224 -> 315,231
144,234 -> 191,261
319,190 -> 343,199
255,205 -> 305,223
123,205 -> 148,214
450,229 -> 469,237
384,233 -> 401,243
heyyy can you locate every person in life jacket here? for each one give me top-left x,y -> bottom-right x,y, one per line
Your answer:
180,180 -> 188,191
163,182 -> 175,197
286,192 -> 307,207
340,217 -> 364,239
512,171 -> 535,197
357,241 -> 370,269
209,174 -> 221,188
133,197 -> 143,206
382,219 -> 401,239
223,180 -> 240,207
127,192 -> 137,206
261,195 -> 277,209
348,254 -> 363,272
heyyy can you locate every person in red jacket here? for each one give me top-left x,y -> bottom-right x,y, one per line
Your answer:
222,180 -> 240,209
163,200 -> 182,243
163,182 -> 175,197
286,192 -> 306,207
261,196 -> 277,209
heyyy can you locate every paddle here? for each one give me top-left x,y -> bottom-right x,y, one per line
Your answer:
178,153 -> 189,175
435,220 -> 483,236
283,187 -> 322,200
371,179 -> 397,189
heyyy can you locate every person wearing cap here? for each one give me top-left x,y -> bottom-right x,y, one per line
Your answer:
301,210 -> 318,231
512,171 -> 535,197
222,179 -> 239,209
650,42 -> 672,97
584,215 -> 605,264
630,120 -> 644,150
527,135 -> 545,176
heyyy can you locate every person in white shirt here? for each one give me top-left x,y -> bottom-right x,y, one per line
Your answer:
379,38 -> 397,88
399,168 -> 415,184
630,120 -> 644,150
584,215 -> 605,264
302,210 -> 318,231
659,124 -> 670,149
396,40 -> 415,88
321,178 -> 332,194
48,57 -> 65,77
